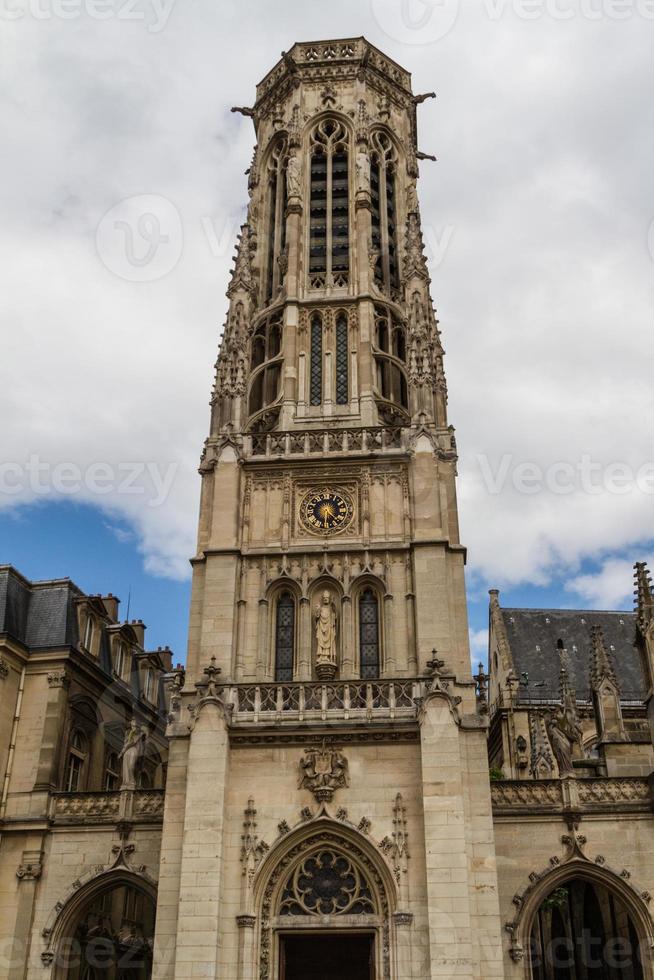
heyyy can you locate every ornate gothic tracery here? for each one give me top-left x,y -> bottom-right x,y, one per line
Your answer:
279,849 -> 375,916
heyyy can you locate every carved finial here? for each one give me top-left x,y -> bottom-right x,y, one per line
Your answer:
426,649 -> 445,674
589,625 -> 620,693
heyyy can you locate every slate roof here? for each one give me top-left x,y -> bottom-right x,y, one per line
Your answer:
0,566 -> 81,649
501,608 -> 646,703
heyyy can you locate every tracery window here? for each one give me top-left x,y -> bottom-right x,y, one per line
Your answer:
274,592 -> 295,683
373,305 -> 408,414
264,137 -> 288,304
248,311 -> 283,419
309,118 -> 350,289
280,850 -> 375,916
335,312 -> 349,405
370,130 -> 400,298
64,730 -> 87,792
310,314 -> 323,406
359,589 -> 381,679
529,878 -> 644,980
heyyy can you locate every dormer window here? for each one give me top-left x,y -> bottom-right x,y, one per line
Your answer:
143,669 -> 155,703
114,642 -> 128,681
83,615 -> 95,653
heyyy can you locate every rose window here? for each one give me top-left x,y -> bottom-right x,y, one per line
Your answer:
279,850 -> 375,916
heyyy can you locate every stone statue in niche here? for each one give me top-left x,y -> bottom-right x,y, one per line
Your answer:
355,146 -> 371,194
286,149 -> 302,199
314,590 -> 338,680
118,720 -> 147,791
546,706 -> 582,779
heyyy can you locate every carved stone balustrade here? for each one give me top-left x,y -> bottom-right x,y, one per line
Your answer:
244,427 -> 408,460
50,789 -> 165,825
491,777 -> 653,817
225,679 -> 426,727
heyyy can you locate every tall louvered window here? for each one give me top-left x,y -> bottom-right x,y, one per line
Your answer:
264,138 -> 288,304
359,589 -> 380,679
275,592 -> 295,682
309,119 -> 350,289
310,314 -> 323,406
335,313 -> 349,405
370,131 -> 400,298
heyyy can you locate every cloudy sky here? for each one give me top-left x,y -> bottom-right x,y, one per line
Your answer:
1,0 -> 653,661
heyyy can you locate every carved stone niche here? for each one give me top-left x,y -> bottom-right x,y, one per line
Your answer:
298,742 -> 349,803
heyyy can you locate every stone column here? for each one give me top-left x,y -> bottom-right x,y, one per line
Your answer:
152,737 -> 190,980
418,693 -> 505,979
9,847 -> 43,980
340,595 -> 353,679
169,699 -> 230,980
298,597 -> 312,681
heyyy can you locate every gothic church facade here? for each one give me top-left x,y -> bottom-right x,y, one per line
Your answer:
2,36 -> 654,980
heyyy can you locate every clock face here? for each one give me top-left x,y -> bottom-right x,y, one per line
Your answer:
301,489 -> 354,534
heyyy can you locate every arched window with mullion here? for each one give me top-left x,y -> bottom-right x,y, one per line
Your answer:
264,138 -> 288,304
309,118 -> 350,289
370,131 -> 400,298
275,592 -> 296,683
335,313 -> 349,405
359,589 -> 380,679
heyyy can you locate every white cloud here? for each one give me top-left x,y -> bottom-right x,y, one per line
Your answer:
1,3 -> 652,588
469,629 -> 489,665
566,554 -> 654,610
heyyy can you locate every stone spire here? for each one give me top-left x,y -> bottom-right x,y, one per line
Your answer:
634,561 -> 654,635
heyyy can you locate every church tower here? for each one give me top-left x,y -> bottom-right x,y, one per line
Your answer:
154,38 -> 505,980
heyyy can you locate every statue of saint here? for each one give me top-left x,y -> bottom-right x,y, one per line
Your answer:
314,591 -> 337,672
118,720 -> 147,790
546,707 -> 582,779
355,147 -> 371,193
286,150 -> 302,199
407,178 -> 419,213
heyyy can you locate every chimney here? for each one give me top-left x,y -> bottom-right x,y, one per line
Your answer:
129,619 -> 146,647
101,593 -> 120,621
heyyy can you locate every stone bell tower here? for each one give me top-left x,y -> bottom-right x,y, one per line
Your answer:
154,38 -> 506,980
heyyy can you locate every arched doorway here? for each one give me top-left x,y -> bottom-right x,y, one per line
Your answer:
52,878 -> 156,979
529,878 -> 645,980
255,825 -> 396,980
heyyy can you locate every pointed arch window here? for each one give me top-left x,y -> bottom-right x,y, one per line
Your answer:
309,119 -> 350,289
335,313 -> 349,405
310,314 -> 323,406
529,878 -> 645,980
275,592 -> 295,682
359,589 -> 380,679
264,137 -> 288,304
370,131 -> 400,298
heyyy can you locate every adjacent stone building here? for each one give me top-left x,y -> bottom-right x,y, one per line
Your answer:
1,36 -> 653,980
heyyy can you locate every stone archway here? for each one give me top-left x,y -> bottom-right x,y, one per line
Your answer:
44,869 -> 157,979
506,846 -> 654,980
253,819 -> 398,980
